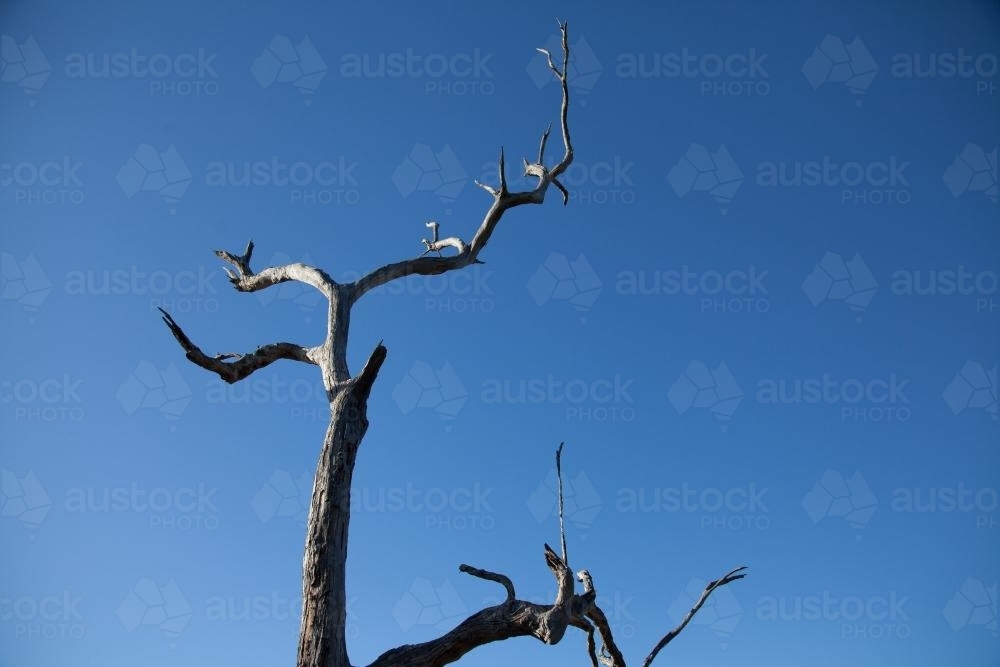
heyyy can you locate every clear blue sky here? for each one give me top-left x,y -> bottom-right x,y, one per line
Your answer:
2,0 -> 998,665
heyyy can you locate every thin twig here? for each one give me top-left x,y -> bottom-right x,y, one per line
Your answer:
556,442 -> 568,568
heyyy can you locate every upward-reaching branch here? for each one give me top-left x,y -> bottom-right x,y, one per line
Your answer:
641,566 -> 748,667
349,21 -> 574,303
556,442 -> 569,567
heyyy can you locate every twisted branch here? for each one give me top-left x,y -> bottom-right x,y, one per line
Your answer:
158,308 -> 318,383
349,20 -> 574,304
216,238 -> 336,297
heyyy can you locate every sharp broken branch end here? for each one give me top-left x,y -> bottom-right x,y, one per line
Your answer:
474,180 -> 498,198
498,146 -> 508,194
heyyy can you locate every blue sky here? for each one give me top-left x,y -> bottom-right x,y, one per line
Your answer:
1,0 -> 998,665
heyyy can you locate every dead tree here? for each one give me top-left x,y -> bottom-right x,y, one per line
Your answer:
160,22 -> 746,667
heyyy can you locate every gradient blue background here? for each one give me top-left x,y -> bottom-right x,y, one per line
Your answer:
2,0 -> 997,665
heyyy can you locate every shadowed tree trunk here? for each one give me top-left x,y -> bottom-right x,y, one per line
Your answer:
160,23 -> 746,667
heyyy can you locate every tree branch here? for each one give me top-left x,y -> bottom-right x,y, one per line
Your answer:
158,308 -> 318,383
353,341 -> 387,403
459,564 -> 515,602
367,439 -> 747,667
642,566 -> 749,667
349,20 -> 574,304
368,546 -> 600,667
555,442 -> 568,567
215,238 -> 336,298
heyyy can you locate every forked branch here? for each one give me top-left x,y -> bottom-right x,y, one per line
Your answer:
641,566 -> 749,667
350,20 -> 575,303
216,239 -> 337,298
158,307 -> 318,384
369,443 -> 746,667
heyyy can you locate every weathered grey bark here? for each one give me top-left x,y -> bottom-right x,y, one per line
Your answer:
160,22 -> 745,667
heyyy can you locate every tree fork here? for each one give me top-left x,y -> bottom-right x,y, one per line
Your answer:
161,21 -> 745,667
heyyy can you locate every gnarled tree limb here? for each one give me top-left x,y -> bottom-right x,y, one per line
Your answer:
216,238 -> 337,298
158,307 -> 318,383
365,444 -> 745,667
349,21 -> 574,304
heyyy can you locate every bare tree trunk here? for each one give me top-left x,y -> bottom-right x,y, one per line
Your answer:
159,22 -> 745,667
298,286 -> 383,667
298,388 -> 364,667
